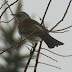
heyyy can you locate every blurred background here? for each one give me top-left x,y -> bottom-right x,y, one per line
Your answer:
0,1 -> 32,72
0,0 -> 72,72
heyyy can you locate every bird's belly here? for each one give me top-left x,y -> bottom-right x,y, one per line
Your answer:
22,35 -> 41,44
18,28 -> 41,44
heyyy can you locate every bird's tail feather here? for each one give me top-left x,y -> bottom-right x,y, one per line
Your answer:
39,34 -> 64,48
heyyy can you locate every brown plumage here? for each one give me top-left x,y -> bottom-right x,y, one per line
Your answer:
12,11 -> 64,48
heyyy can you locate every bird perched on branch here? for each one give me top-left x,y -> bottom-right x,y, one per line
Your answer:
12,11 -> 64,48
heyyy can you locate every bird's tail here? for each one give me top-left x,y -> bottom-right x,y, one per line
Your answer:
39,34 -> 64,48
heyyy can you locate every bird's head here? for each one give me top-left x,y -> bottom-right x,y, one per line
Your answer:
12,11 -> 31,22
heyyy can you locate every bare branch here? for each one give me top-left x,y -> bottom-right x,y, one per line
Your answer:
0,0 -> 18,17
52,25 -> 72,32
40,52 -> 58,62
41,0 -> 52,25
49,0 -> 72,32
0,17 -> 14,23
34,41 -> 42,72
41,48 -> 72,57
0,29 -> 38,55
4,0 -> 13,14
0,1 -> 8,9
38,62 -> 61,69
24,43 -> 37,72
26,46 -> 58,62
51,30 -> 69,33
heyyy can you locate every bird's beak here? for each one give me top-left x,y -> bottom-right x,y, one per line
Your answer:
11,14 -> 16,16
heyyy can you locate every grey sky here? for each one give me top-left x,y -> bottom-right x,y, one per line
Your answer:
0,0 -> 72,72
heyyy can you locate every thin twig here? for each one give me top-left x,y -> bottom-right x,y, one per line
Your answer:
41,0 -> 52,25
0,0 -> 17,23
0,17 -> 14,23
38,62 -> 61,70
24,43 -> 37,72
0,1 -> 8,9
51,30 -> 69,33
52,25 -> 72,32
26,46 -> 58,62
26,45 -> 58,62
26,46 -> 58,69
0,0 -> 18,17
40,52 -> 58,62
41,48 -> 72,57
34,1 -> 52,71
34,41 -> 42,72
0,29 -> 38,55
49,0 -> 72,32
4,0 -> 13,14
0,0 -> 15,23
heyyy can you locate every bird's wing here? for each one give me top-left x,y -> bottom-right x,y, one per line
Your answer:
19,19 -> 48,35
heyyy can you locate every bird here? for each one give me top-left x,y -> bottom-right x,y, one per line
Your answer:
12,11 -> 64,48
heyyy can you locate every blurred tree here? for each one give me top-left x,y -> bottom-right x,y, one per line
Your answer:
0,1 -> 31,72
